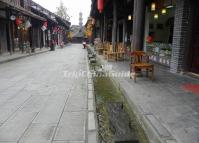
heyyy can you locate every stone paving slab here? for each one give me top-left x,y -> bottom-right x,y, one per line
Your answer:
32,94 -> 69,124
88,99 -> 94,111
0,111 -> 38,142
88,90 -> 94,99
0,48 -> 49,64
53,141 -> 85,143
88,112 -> 96,131
54,111 -> 86,141
88,131 -> 97,143
19,123 -> 56,143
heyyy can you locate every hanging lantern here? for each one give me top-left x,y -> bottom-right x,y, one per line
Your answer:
154,14 -> 159,19
97,0 -> 104,13
161,9 -> 167,15
128,15 -> 132,21
15,18 -> 22,26
151,2 -> 156,11
10,15 -> 16,21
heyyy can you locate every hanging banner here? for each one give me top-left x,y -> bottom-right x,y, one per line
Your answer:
41,21 -> 48,31
25,20 -> 32,30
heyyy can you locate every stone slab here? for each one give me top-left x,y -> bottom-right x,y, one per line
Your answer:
145,114 -> 171,138
0,111 -> 37,142
88,84 -> 93,91
88,112 -> 96,131
88,131 -> 97,143
88,99 -> 94,111
19,123 -> 56,143
88,90 -> 94,99
54,111 -> 86,141
64,95 -> 87,112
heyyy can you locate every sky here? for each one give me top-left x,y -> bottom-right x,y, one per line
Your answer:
33,0 -> 91,25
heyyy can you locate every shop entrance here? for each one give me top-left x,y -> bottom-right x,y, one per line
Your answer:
190,2 -> 199,74
145,4 -> 175,67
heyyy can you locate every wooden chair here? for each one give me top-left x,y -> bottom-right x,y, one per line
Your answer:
103,42 -> 110,59
116,43 -> 125,61
130,51 -> 154,82
96,42 -> 104,55
107,44 -> 117,61
107,43 -> 121,61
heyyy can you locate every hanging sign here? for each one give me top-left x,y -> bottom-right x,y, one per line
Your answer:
10,15 -> 16,21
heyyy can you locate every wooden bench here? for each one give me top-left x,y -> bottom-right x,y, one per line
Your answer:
130,51 -> 154,82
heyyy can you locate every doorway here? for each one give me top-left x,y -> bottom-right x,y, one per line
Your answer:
0,20 -> 8,54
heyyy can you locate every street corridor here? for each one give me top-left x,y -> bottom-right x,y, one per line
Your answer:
0,44 -> 88,143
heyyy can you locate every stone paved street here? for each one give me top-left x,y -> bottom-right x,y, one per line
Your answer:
0,44 -> 88,143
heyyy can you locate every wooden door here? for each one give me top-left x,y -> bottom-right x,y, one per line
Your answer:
0,21 -> 8,54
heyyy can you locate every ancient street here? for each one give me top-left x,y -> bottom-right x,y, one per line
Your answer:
0,44 -> 87,143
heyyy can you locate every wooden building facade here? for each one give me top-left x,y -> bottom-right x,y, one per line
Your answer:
89,0 -> 199,74
0,0 -> 70,55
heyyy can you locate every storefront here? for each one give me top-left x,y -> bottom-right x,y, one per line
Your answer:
145,0 -> 176,66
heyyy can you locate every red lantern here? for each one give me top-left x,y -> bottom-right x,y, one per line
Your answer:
147,36 -> 154,44
97,0 -> 104,13
15,18 -> 22,26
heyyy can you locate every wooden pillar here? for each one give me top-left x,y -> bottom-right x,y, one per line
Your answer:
117,23 -> 119,42
6,8 -> 13,54
100,16 -> 103,42
103,14 -> 107,42
112,0 -> 117,51
123,19 -> 127,45
132,0 -> 146,51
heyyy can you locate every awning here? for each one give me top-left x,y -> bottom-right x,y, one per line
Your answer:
0,0 -> 46,21
31,7 -> 58,24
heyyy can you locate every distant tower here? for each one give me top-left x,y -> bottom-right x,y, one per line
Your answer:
79,12 -> 83,27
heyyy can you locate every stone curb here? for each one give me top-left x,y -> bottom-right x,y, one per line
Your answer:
0,49 -> 50,64
93,46 -> 177,143
86,53 -> 98,143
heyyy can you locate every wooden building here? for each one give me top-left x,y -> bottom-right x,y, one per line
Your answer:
0,0 -> 70,55
89,0 -> 199,74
